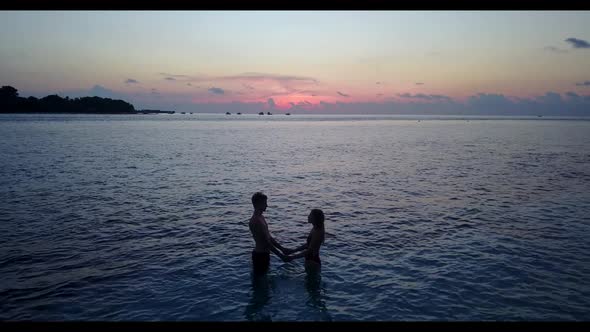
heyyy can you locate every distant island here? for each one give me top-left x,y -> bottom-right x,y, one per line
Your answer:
136,109 -> 175,114
0,85 -> 173,114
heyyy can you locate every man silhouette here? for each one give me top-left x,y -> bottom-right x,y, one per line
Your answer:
249,192 -> 290,274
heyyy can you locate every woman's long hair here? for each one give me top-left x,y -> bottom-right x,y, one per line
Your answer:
310,209 -> 325,244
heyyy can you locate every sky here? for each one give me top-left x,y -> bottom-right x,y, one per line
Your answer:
1,11 -> 590,114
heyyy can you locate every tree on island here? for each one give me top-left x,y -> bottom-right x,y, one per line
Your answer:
0,86 -> 18,99
0,85 -> 136,114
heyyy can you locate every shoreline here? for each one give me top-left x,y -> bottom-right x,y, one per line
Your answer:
1,112 -> 590,120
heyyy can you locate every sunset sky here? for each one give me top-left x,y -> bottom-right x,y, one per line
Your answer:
1,11 -> 590,114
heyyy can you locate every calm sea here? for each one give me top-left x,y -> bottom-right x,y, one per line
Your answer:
1,113 -> 589,321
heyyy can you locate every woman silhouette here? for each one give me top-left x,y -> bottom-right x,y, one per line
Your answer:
284,209 -> 325,272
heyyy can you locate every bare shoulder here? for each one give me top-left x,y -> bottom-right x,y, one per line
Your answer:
249,215 -> 265,229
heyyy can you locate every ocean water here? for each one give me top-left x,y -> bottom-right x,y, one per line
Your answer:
1,113 -> 589,321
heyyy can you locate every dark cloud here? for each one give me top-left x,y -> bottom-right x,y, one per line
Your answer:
467,93 -> 514,108
157,72 -> 201,84
225,74 -> 317,98
159,72 -> 191,79
56,82 -> 590,116
337,91 -> 350,97
565,38 -> 590,49
415,82 -> 425,85
187,83 -> 192,86
287,100 -> 314,111
125,78 -> 139,84
267,98 -> 276,108
544,46 -> 568,53
428,94 -> 452,101
298,90 -> 320,96
575,81 -> 590,86
536,92 -> 563,104
208,87 -> 225,95
397,93 -> 452,101
151,93 -> 590,115
376,93 -> 383,97
222,72 -> 318,84
376,82 -> 381,85
158,72 -> 317,85
464,92 -> 571,115
155,72 -> 317,100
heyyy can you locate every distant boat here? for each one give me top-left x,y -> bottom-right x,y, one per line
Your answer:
190,112 -> 193,114
286,113 -> 291,115
237,112 -> 242,115
258,112 -> 264,115
537,115 -> 543,117
226,112 -> 231,115
267,112 -> 272,115
181,112 -> 186,114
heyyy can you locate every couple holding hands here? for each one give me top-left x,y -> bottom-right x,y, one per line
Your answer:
248,192 -> 325,274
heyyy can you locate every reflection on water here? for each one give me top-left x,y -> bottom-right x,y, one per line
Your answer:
244,266 -> 332,322
244,272 -> 273,321
305,270 -> 332,321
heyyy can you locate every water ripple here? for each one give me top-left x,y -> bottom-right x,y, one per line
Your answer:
0,115 -> 589,320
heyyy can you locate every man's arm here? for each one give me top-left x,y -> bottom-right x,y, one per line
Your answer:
288,248 -> 308,260
269,243 -> 288,261
269,235 -> 287,253
262,224 -> 288,261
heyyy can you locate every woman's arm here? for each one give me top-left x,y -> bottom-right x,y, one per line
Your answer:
283,243 -> 307,255
286,230 -> 322,261
287,248 -> 309,260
